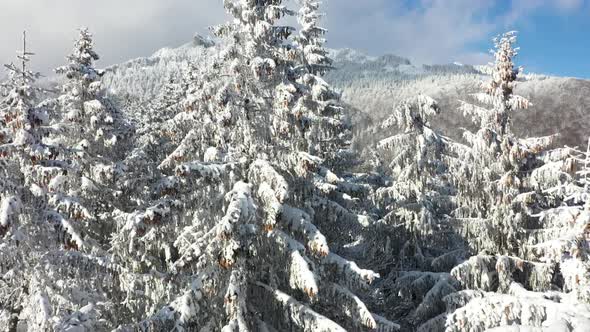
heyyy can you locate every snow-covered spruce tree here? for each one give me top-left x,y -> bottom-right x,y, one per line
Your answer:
53,27 -> 131,222
367,95 -> 469,328
1,29 -> 128,331
144,74 -> 187,125
27,27 -> 132,330
110,1 -> 397,331
152,76 -> 184,114
451,31 -> 536,255
423,171 -> 590,331
417,32 -> 590,332
55,28 -> 130,161
107,63 -> 215,326
558,140 -> 590,306
0,32 -> 56,331
295,0 -> 332,76
373,95 -> 465,267
293,0 -> 352,166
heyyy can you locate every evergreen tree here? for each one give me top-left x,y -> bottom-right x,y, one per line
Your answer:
453,31 -> 536,255
146,74 -> 186,124
55,28 -> 129,160
368,95 -> 467,328
28,28 -> 132,330
417,32 -> 590,332
0,32 -> 53,331
375,95 -> 458,256
295,0 -> 332,76
293,0 -> 352,166
1,29 -> 129,331
110,1 -> 397,330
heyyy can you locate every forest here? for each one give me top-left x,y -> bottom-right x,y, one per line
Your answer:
1,0 -> 590,331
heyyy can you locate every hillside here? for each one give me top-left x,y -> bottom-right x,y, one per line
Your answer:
102,35 -> 590,148
326,50 -> 590,148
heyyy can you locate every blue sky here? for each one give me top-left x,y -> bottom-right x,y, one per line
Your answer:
471,1 -> 590,77
504,14 -> 590,77
0,0 -> 588,78
326,0 -> 590,78
510,11 -> 590,78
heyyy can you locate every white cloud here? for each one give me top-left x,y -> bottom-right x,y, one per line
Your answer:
322,0 -> 586,65
0,0 -> 226,73
0,0 -> 586,74
504,0 -> 584,26
322,0 -> 496,65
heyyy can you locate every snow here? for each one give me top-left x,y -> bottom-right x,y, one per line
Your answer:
328,48 -> 378,64
0,3 -> 588,332
289,250 -> 318,298
0,196 -> 20,227
281,204 -> 329,257
254,282 -> 347,332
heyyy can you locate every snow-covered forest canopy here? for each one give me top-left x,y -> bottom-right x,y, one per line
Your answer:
1,1 -> 590,331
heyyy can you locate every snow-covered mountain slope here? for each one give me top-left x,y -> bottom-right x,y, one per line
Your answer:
102,35 -> 217,104
328,57 -> 590,148
324,47 -> 589,147
102,35 -> 590,148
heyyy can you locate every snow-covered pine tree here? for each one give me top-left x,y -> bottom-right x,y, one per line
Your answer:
1,29 -> 129,331
152,76 -> 183,114
55,28 -> 130,160
366,95 -> 469,329
0,31 -> 45,182
295,0 -> 332,76
145,74 -> 186,125
0,32 -> 55,332
108,67 -> 198,228
26,27 -> 133,330
452,31 -> 536,255
423,150 -> 590,331
110,1 -> 398,331
417,32 -> 590,332
374,95 -> 460,265
293,0 -> 351,165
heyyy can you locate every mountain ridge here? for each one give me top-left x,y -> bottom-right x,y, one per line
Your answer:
101,36 -> 590,148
